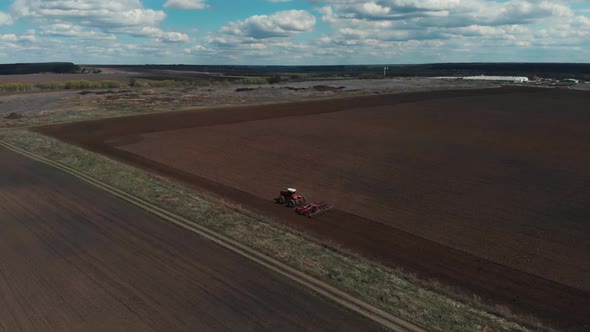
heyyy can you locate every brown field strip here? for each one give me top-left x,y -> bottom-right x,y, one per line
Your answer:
38,87 -> 590,330
0,145 -> 386,332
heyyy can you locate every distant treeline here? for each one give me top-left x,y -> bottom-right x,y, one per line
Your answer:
3,62 -> 590,79
95,63 -> 590,80
0,62 -> 81,75
94,64 -> 385,77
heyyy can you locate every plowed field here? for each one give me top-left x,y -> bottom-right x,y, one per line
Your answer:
0,146 -> 380,331
39,88 -> 590,330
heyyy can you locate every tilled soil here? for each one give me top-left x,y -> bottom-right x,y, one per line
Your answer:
38,87 -> 590,330
0,146 -> 381,332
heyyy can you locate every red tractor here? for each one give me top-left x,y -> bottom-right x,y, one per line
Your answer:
274,188 -> 306,207
295,201 -> 335,218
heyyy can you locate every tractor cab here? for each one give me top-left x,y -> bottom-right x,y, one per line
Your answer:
277,188 -> 297,198
275,188 -> 306,206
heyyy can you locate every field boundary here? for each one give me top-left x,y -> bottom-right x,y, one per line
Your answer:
1,86 -> 508,130
0,140 -> 425,332
0,94 -> 364,130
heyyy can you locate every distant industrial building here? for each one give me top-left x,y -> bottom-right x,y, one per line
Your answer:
560,78 -> 579,84
463,76 -> 529,83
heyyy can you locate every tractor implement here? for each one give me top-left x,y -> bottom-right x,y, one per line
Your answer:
295,201 -> 335,218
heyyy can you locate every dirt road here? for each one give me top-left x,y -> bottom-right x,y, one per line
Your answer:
0,146 -> 381,332
38,87 -> 590,330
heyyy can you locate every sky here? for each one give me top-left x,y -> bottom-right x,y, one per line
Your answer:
0,0 -> 589,65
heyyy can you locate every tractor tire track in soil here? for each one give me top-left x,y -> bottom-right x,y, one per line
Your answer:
38,87 -> 590,330
0,145 -> 385,332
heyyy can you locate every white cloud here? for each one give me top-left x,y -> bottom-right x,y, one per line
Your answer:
0,11 -> 13,25
0,34 -> 19,42
314,0 -> 578,46
357,2 -> 391,17
176,1 -> 589,64
220,10 -> 316,39
187,9 -> 318,63
0,30 -> 36,43
320,0 -> 574,28
164,0 -> 209,10
41,23 -> 117,40
184,44 -> 214,54
10,0 -> 169,38
2,0 -> 590,64
159,31 -> 190,43
296,0 -> 590,64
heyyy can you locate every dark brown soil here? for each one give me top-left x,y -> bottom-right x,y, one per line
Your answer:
282,86 -> 307,91
38,87 -> 590,330
0,146 -> 381,331
4,112 -> 23,119
235,88 -> 257,92
313,85 -> 345,91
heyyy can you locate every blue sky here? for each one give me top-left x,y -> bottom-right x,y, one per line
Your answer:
1,0 -> 589,65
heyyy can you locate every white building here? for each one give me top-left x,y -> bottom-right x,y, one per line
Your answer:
560,78 -> 579,84
462,76 -> 529,83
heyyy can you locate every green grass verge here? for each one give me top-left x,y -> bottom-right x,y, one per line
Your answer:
0,129 -> 542,332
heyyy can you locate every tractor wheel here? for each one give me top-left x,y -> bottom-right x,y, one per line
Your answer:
278,196 -> 286,204
288,200 -> 295,207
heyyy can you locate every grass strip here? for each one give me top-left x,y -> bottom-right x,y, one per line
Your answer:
0,104 -> 179,129
0,129 -> 542,332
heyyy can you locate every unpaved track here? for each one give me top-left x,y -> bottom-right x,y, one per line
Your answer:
0,146 -> 383,332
